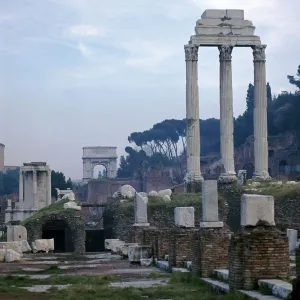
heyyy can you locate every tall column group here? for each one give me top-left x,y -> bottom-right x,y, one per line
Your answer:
184,43 -> 270,185
184,44 -> 203,191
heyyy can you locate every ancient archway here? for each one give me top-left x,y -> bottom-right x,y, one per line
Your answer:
93,164 -> 108,179
82,146 -> 118,183
24,212 -> 86,253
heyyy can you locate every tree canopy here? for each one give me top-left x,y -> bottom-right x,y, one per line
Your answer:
118,64 -> 300,181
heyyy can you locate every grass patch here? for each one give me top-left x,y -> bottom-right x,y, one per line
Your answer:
0,272 -> 250,300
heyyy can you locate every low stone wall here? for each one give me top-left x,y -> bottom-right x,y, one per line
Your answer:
229,225 -> 289,290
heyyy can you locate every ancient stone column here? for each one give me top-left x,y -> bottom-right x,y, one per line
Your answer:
252,45 -> 270,180
218,45 -> 236,183
46,170 -> 52,206
18,170 -> 24,207
32,171 -> 38,209
184,44 -> 203,192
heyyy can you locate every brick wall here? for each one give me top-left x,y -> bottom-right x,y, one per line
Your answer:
143,227 -> 170,260
168,228 -> 198,268
192,227 -> 231,277
229,225 -> 289,290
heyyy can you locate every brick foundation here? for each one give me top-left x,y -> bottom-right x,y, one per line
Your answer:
168,228 -> 198,268
131,226 -> 145,244
192,227 -> 231,277
229,225 -> 289,290
143,227 -> 169,260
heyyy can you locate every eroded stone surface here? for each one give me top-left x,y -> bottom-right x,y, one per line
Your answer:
5,249 -> 21,262
21,285 -> 70,293
287,229 -> 298,254
128,245 -> 152,262
241,194 -> 275,226
174,207 -> 195,228
109,279 -> 168,288
32,238 -> 54,253
202,180 -> 219,222
7,225 -> 27,242
134,192 -> 149,226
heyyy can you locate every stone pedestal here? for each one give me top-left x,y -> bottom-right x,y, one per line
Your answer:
252,45 -> 270,180
229,193 -> 289,291
174,207 -> 195,228
192,227 -> 231,277
218,45 -> 236,184
184,44 -> 203,191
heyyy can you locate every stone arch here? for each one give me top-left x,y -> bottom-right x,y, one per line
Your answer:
242,163 -> 254,179
24,212 -> 86,253
82,146 -> 118,183
92,162 -> 108,179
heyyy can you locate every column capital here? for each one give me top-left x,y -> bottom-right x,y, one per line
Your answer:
184,44 -> 198,61
218,45 -> 233,61
252,45 -> 267,62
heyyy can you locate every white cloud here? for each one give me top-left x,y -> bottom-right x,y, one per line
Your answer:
66,24 -> 106,37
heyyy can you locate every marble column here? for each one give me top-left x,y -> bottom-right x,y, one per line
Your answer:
19,170 -> 24,207
218,45 -> 237,183
46,170 -> 52,206
33,171 -> 38,209
184,44 -> 203,191
252,45 -> 270,180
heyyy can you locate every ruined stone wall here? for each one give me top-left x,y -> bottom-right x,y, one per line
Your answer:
229,226 -> 289,290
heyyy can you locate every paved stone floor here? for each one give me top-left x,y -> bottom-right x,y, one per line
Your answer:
0,252 -> 169,298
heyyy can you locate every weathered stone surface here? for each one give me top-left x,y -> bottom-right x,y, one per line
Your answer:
201,9 -> 244,20
174,207 -> 195,228
117,185 -> 136,199
200,221 -> 224,228
237,170 -> 247,185
32,239 -> 54,253
241,194 -> 275,226
158,189 -> 172,198
0,241 -> 22,254
21,240 -> 32,253
7,225 -> 27,242
287,229 -> 298,254
163,195 -> 171,202
0,249 -> 5,261
148,191 -> 158,197
202,180 -> 219,222
116,243 -> 138,257
105,239 -> 119,250
5,249 -> 21,262
128,245 -> 152,262
63,200 -> 81,210
134,192 -> 149,226
140,258 -> 153,267
110,240 -> 125,253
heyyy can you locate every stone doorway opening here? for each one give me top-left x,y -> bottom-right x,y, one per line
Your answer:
42,220 -> 74,253
85,229 -> 105,252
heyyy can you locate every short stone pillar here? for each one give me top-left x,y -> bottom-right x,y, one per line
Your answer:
174,207 -> 195,228
132,192 -> 149,244
229,194 -> 289,291
7,226 -> 27,242
287,229 -> 298,254
193,180 -> 231,276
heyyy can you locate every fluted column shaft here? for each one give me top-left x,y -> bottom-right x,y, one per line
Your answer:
19,170 -> 24,207
184,44 -> 203,185
33,171 -> 38,209
218,45 -> 236,183
46,170 -> 52,206
252,45 -> 270,180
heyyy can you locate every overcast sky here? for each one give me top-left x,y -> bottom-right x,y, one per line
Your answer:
1,0 -> 299,180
